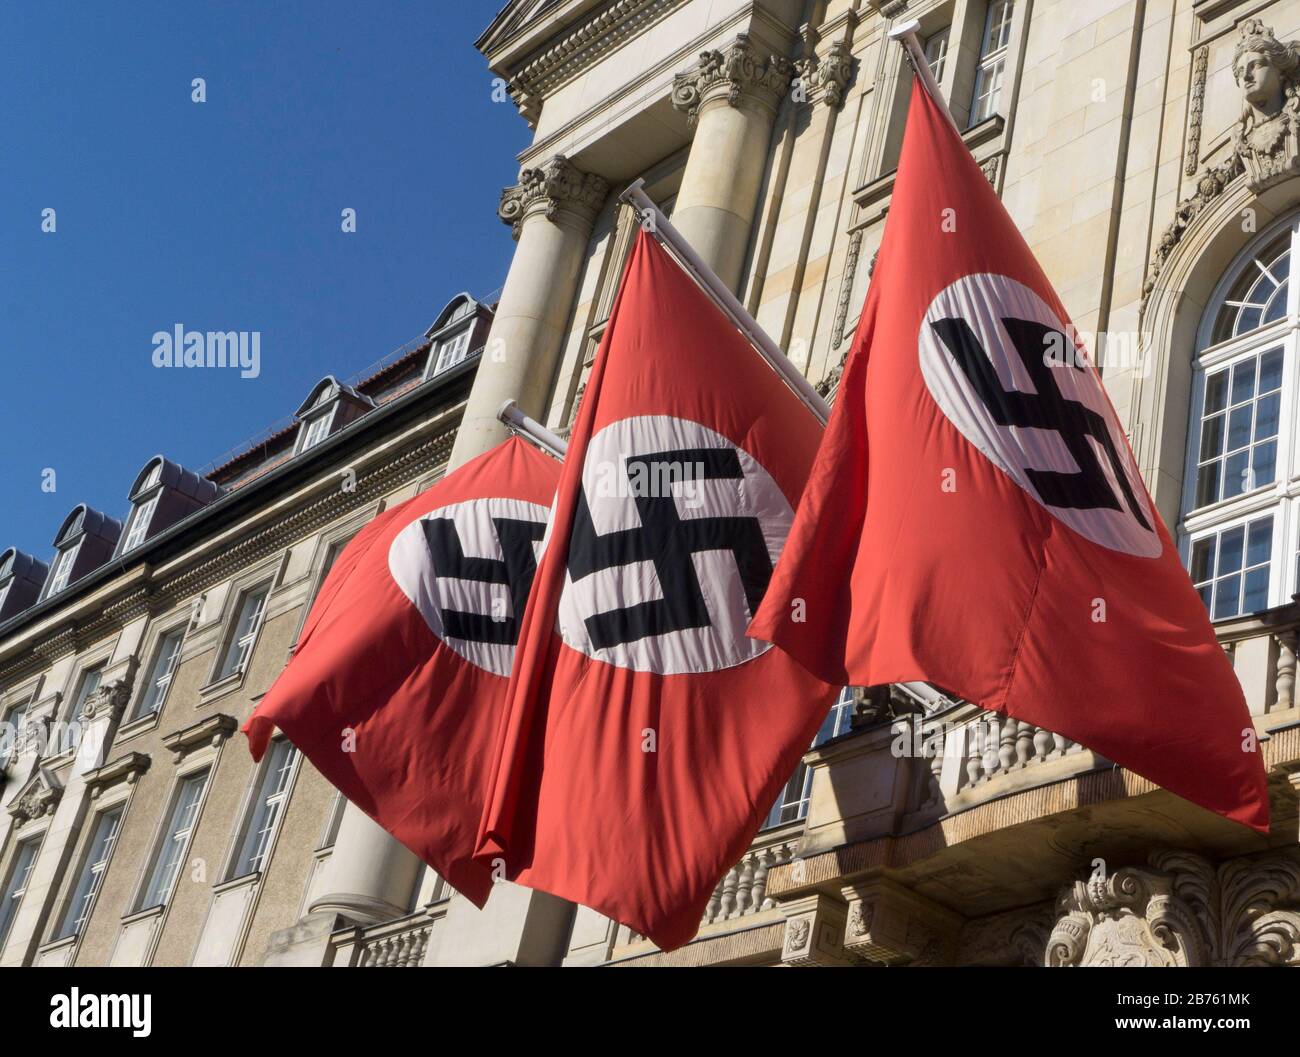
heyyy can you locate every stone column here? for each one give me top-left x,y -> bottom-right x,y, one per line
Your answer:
669,33 -> 793,292
448,155 -> 609,467
308,808 -> 424,925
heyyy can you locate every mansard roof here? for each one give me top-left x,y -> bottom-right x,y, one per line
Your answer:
129,456 -> 222,505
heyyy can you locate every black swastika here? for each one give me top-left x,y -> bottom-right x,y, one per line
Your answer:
930,315 -> 1151,531
569,447 -> 774,650
421,516 -> 545,645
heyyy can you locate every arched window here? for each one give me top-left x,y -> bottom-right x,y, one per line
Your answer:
1183,216 -> 1300,620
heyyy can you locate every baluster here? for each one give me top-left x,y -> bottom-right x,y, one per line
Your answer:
1053,732 -> 1070,756
1275,631 -> 1297,711
703,875 -> 725,925
965,722 -> 985,786
997,717 -> 1016,773
1033,726 -> 1052,762
717,862 -> 740,919
1015,721 -> 1033,767
750,847 -> 775,912
731,853 -> 756,918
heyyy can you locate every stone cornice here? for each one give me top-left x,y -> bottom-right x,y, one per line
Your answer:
162,713 -> 237,763
507,0 -> 686,125
671,33 -> 794,127
85,751 -> 151,796
498,155 -> 611,238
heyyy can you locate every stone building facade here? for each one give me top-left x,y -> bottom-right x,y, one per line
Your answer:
3,0 -> 1300,967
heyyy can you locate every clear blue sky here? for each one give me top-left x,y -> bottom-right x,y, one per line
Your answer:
0,1 -> 526,559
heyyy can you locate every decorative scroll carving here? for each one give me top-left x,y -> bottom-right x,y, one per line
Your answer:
828,229 -> 864,354
80,678 -> 132,722
1185,46 -> 1208,176
498,155 -> 610,239
794,38 -> 852,109
1047,850 -> 1300,967
671,34 -> 794,127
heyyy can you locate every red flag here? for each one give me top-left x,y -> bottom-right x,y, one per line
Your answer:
475,232 -> 837,950
244,436 -> 560,904
749,80 -> 1269,832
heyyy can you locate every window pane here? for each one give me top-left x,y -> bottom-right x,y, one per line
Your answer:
1223,450 -> 1249,497
1243,567 -> 1270,611
1218,526 -> 1245,574
1198,414 -> 1225,460
1231,359 -> 1256,404
1255,392 -> 1280,440
232,739 -> 297,877
1252,439 -> 1277,487
1190,538 -> 1215,584
1227,404 -> 1253,449
139,772 -> 208,910
1247,517 -> 1274,566
0,841 -> 40,948
56,807 -> 123,939
1260,348 -> 1284,391
1195,462 -> 1220,507
1205,371 -> 1229,413
1213,574 -> 1241,619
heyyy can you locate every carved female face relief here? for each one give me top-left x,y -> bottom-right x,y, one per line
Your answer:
1236,51 -> 1283,114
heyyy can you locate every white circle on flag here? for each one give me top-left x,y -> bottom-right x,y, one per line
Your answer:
388,497 -> 550,676
557,415 -> 792,674
917,273 -> 1160,557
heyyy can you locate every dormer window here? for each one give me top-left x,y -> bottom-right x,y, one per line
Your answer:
0,549 -> 49,622
116,457 -> 221,559
297,408 -> 334,452
423,293 -> 493,381
45,544 -> 78,598
121,463 -> 164,554
41,506 -> 122,602
293,377 -> 374,455
431,329 -> 473,376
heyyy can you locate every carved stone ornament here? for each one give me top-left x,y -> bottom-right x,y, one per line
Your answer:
79,678 -> 132,722
7,767 -> 62,825
1046,850 -> 1300,967
498,155 -> 610,239
1143,19 -> 1300,310
794,38 -> 852,109
671,34 -> 794,127
1232,19 -> 1300,192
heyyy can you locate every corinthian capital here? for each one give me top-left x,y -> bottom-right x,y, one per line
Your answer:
498,155 -> 610,239
671,33 -> 794,127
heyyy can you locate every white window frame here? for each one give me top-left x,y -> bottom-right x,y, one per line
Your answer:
43,542 -> 79,599
214,583 -> 271,682
130,625 -> 185,723
0,838 -> 42,950
227,737 -> 299,879
55,804 -> 125,940
296,406 -> 335,454
924,26 -> 950,85
970,0 -> 1014,126
134,769 -> 210,912
1181,215 -> 1300,618
430,328 -> 472,376
120,492 -> 161,553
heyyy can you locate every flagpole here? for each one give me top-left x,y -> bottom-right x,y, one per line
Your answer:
887,19 -> 962,134
497,398 -> 568,459
618,181 -> 831,426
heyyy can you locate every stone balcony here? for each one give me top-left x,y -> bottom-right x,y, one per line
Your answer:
331,903 -> 449,967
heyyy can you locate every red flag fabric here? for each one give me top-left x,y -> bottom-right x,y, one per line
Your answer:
749,80 -> 1269,832
244,436 -> 560,904
474,231 -> 837,950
